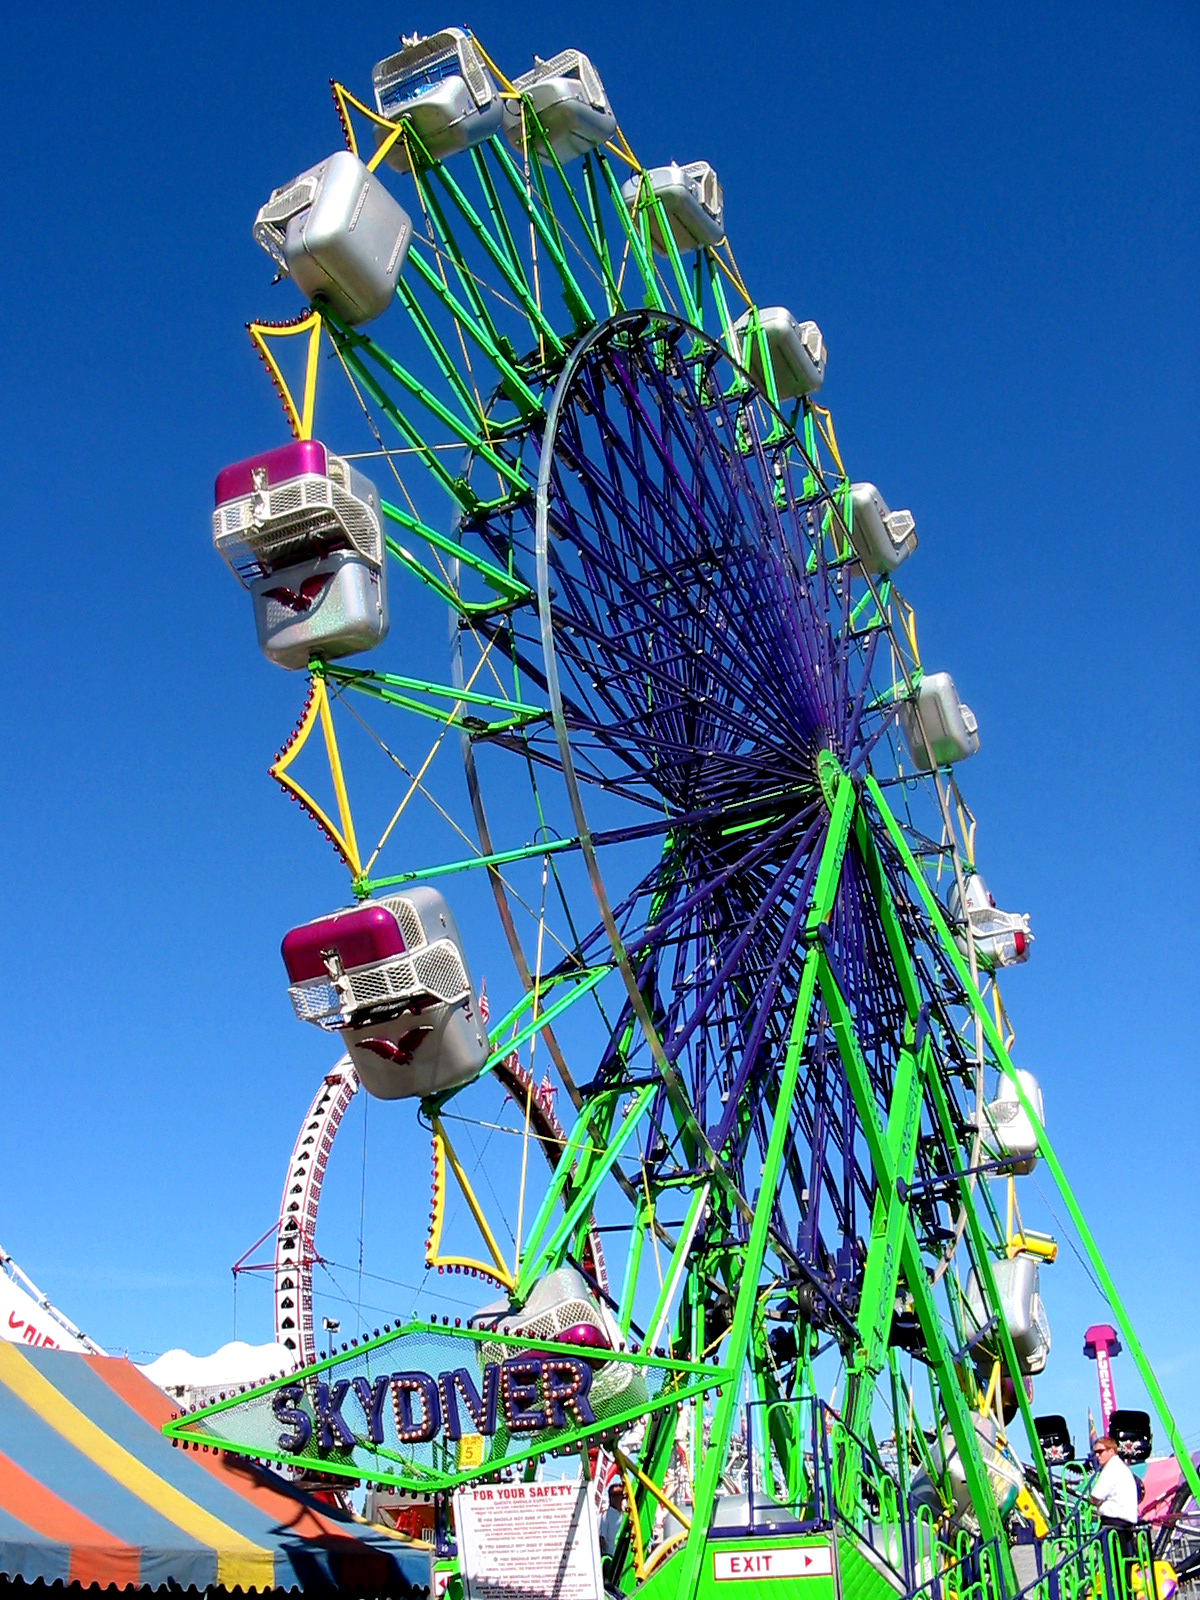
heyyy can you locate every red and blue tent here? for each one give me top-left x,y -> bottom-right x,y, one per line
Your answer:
0,1343 -> 431,1594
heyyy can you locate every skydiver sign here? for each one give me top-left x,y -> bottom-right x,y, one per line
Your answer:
272,1354 -> 596,1453
162,1319 -> 730,1494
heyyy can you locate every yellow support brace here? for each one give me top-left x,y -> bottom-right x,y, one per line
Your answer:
248,312 -> 323,441
469,38 -> 519,96
809,403 -> 847,478
425,1118 -> 516,1289
269,676 -> 363,878
330,81 -> 406,171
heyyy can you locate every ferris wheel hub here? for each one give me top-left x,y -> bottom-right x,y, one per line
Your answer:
816,748 -> 845,813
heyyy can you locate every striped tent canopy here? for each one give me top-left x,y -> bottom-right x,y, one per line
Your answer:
0,1344 -> 431,1594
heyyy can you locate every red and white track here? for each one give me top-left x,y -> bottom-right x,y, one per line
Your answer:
273,1056 -> 360,1365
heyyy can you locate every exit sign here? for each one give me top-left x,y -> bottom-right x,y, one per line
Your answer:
713,1545 -> 834,1581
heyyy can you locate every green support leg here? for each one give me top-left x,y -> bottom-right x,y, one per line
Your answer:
866,774 -> 1200,1513
673,775 -> 855,1596
842,1034 -> 927,1444
853,807 -> 1053,1505
817,951 -> 1013,1579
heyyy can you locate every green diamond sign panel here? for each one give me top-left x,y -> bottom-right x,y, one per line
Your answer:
164,1320 -> 730,1493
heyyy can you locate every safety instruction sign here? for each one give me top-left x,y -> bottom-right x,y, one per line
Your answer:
454,1480 -> 603,1599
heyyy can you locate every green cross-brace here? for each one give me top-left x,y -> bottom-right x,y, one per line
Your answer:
380,499 -> 531,607
439,150 -> 567,355
515,1084 -> 656,1295
401,253 -> 543,419
326,320 -> 530,503
593,153 -> 664,313
487,138 -> 595,331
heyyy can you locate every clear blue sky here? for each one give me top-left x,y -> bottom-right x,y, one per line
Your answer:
1,0 -> 1197,1456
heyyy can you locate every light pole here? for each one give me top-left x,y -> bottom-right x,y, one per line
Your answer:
321,1316 -> 340,1360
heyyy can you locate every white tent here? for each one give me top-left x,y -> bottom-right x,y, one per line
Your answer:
140,1339 -> 296,1405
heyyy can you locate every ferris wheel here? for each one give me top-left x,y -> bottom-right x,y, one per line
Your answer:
195,28 -> 1199,1600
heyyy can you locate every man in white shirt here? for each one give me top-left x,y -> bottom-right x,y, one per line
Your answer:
1090,1436 -> 1139,1559
599,1479 -> 625,1561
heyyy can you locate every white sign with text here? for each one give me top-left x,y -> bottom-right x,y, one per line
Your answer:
455,1480 -> 603,1600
